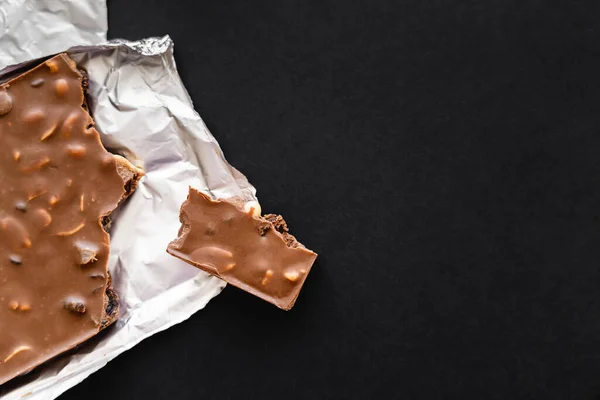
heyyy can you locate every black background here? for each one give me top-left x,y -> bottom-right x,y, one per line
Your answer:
59,1 -> 600,399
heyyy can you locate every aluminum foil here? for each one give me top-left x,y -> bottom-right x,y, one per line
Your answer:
0,2 -> 257,399
0,0 -> 108,68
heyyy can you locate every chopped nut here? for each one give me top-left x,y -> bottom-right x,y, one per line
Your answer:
1,217 -> 31,250
3,345 -> 31,363
224,263 -> 236,271
284,271 -> 300,282
0,89 -> 12,116
27,190 -> 46,201
34,208 -> 52,227
64,299 -> 86,314
67,144 -> 86,158
55,79 -> 69,97
48,195 -> 59,207
21,156 -> 50,173
9,254 -> 22,265
62,112 -> 79,137
23,109 -> 45,123
81,251 -> 97,264
46,60 -> 59,73
40,123 -> 57,141
56,222 -> 85,237
8,301 -> 18,310
19,304 -> 31,312
80,194 -> 84,211
15,201 -> 27,212
31,78 -> 44,87
261,269 -> 274,286
13,150 -> 20,161
75,241 -> 97,265
193,246 -> 233,260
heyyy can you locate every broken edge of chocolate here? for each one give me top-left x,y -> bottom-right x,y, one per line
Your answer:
0,53 -> 143,385
167,188 -> 318,310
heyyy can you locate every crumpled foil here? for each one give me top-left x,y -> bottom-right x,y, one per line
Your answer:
0,2 -> 257,400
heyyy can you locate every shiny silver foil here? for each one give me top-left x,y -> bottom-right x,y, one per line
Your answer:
0,2 -> 257,399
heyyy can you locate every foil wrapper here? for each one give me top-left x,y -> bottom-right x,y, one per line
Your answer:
0,2 -> 257,399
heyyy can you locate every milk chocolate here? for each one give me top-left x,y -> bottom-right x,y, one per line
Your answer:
167,188 -> 317,310
0,54 -> 141,385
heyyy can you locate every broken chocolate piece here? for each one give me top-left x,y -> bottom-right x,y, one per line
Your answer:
167,188 -> 318,310
0,54 -> 142,385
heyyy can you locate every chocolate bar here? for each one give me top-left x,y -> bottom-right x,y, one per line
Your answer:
0,54 -> 142,385
167,188 -> 317,310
